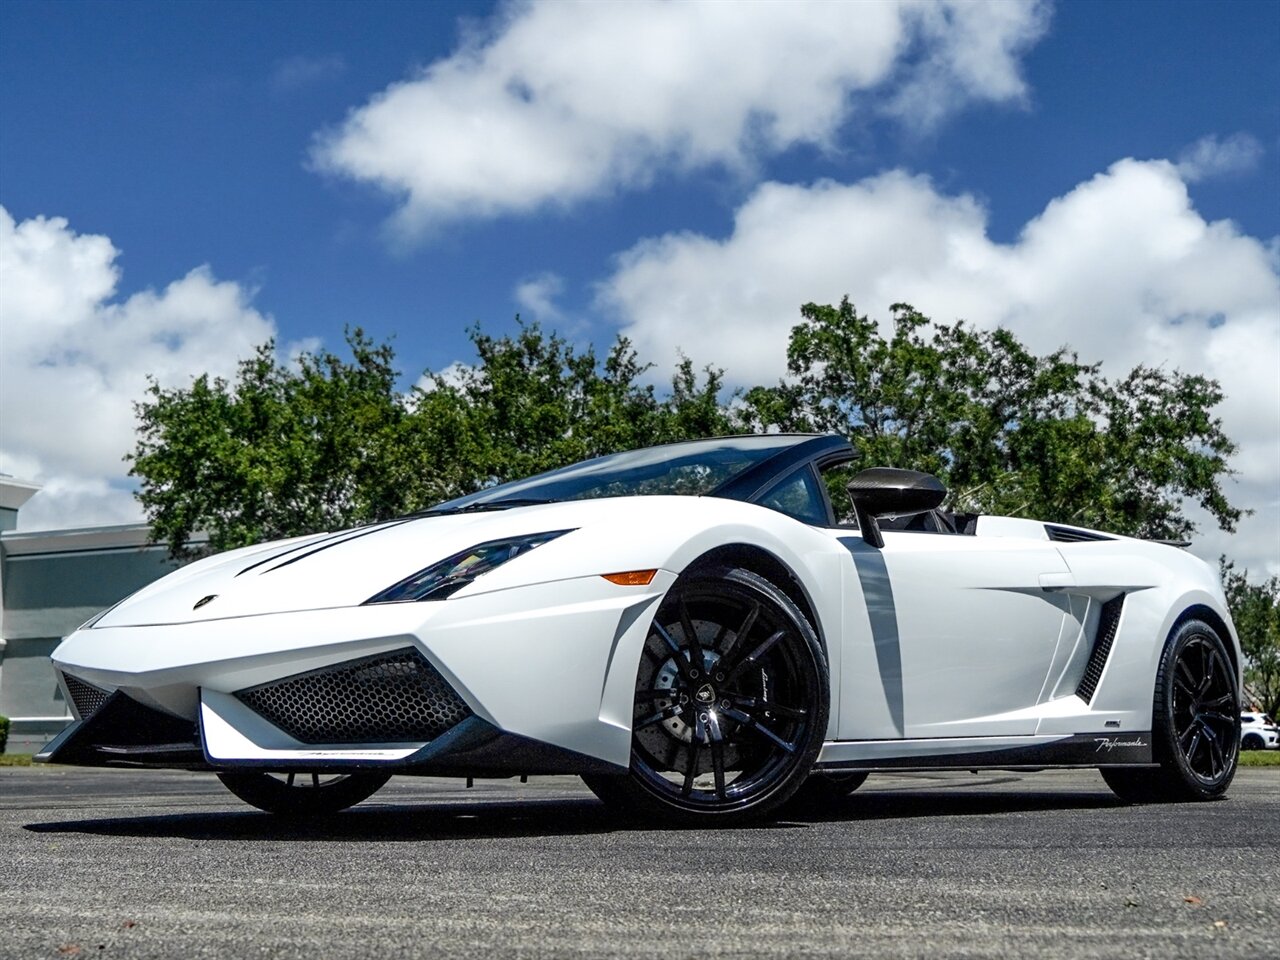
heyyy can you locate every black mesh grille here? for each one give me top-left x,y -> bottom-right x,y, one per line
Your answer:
63,673 -> 110,720
1077,595 -> 1125,702
1045,525 -> 1113,543
235,648 -> 471,744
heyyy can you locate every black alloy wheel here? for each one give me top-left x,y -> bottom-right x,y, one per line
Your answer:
1102,619 -> 1239,803
584,567 -> 828,824
217,770 -> 391,816
1241,733 -> 1264,751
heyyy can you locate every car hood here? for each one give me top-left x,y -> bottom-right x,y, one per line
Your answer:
88,504 -> 612,628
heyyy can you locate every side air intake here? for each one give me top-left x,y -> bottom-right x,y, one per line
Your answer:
1077,595 -> 1125,702
235,648 -> 472,745
62,673 -> 111,720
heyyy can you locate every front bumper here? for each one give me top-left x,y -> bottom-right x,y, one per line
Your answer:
41,572 -> 674,773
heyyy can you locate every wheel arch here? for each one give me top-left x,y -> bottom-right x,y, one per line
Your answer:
1172,603 -> 1240,687
679,543 -> 827,653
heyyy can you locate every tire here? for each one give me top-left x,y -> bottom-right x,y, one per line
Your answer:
217,770 -> 391,816
1241,733 -> 1264,751
782,770 -> 869,814
584,567 -> 829,825
1101,618 -> 1239,804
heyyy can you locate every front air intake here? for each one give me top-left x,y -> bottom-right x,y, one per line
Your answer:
235,648 -> 472,745
62,673 -> 111,720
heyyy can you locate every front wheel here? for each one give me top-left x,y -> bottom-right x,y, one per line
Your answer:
217,770 -> 391,816
1102,619 -> 1239,804
1241,733 -> 1264,751
584,567 -> 829,825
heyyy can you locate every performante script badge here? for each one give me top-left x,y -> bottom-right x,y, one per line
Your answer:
1093,736 -> 1147,753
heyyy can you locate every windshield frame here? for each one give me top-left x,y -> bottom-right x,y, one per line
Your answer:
424,434 -> 852,514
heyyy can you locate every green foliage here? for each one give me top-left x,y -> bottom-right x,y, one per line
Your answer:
130,300 -> 1244,566
1239,750 -> 1280,767
1221,559 -> 1280,718
416,324 -> 733,490
0,713 -> 9,754
739,299 -> 1241,540
130,330 -> 413,556
130,322 -> 730,557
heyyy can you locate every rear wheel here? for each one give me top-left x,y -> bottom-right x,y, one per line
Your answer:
217,770 -> 391,816
1102,619 -> 1239,803
584,567 -> 828,825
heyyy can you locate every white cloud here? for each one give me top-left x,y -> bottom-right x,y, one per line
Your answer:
598,160 -> 1280,575
514,271 -> 566,325
0,206 -> 277,531
1176,132 -> 1265,182
312,0 -> 1049,234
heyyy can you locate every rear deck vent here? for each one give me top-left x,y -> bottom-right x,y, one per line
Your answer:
1045,525 -> 1114,543
62,673 -> 110,720
1077,595 -> 1125,702
235,648 -> 471,745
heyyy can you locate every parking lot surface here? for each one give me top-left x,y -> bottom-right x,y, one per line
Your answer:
1,766 -> 1277,958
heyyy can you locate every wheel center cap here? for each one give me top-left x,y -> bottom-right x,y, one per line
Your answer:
694,683 -> 716,705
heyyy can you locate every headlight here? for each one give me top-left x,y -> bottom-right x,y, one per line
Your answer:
364,530 -> 574,603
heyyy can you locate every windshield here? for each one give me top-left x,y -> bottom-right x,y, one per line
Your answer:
430,435 -> 817,511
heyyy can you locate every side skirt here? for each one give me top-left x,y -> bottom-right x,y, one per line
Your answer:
814,732 -> 1154,772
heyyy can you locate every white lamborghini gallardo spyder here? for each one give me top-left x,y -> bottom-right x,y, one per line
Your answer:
40,435 -> 1242,823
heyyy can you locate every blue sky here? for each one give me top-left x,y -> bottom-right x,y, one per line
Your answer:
1,0 -> 1277,573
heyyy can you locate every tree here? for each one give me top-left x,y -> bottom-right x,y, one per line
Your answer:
130,323 -> 730,557
1221,560 -> 1280,717
130,329 -> 415,557
738,299 -> 1242,540
132,300 -> 1244,559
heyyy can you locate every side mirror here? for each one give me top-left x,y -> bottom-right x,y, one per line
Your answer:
847,467 -> 947,548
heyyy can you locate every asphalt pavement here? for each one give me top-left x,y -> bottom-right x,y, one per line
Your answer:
1,765 -> 1277,959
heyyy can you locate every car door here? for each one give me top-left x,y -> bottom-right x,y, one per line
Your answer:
839,531 -> 1073,738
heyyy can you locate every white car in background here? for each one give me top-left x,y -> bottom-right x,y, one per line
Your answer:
1240,712 -> 1279,751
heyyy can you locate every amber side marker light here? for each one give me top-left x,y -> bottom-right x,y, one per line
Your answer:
601,570 -> 657,586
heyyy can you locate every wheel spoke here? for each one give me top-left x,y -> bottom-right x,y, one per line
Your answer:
1196,643 -> 1214,697
680,600 -> 707,676
716,601 -> 760,673
725,629 -> 787,682
682,711 -> 707,797
1179,720 -> 1198,750
1200,710 -> 1235,727
636,704 -> 683,730
286,772 -> 296,788
706,711 -> 727,799
730,695 -> 807,720
723,706 -> 798,754
1205,729 -> 1225,778
311,772 -> 320,789
1204,692 -> 1235,709
653,622 -> 694,684
1175,659 -> 1197,694
1185,726 -> 1204,769
1206,648 -> 1230,692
